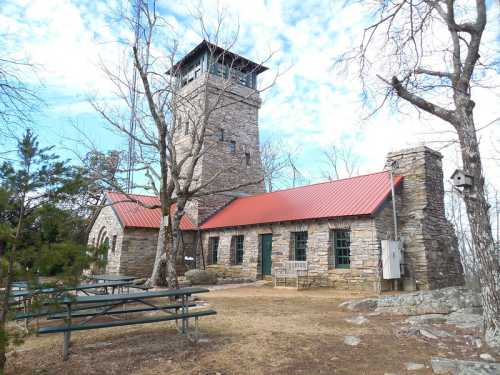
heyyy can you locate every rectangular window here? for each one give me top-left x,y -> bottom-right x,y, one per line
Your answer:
245,152 -> 251,166
184,121 -> 189,135
230,235 -> 244,265
291,231 -> 308,261
208,237 -> 219,265
219,128 -> 224,141
332,229 -> 351,269
111,235 -> 117,253
229,140 -> 236,154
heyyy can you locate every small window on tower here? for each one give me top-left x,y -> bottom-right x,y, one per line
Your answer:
229,140 -> 236,154
184,121 -> 189,135
245,152 -> 251,166
219,128 -> 224,141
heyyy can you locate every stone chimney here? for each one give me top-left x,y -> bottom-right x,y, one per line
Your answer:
385,146 -> 464,290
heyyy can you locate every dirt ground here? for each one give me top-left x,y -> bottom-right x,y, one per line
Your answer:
6,284 -> 482,375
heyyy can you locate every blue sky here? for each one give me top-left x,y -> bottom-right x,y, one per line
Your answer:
1,0 -> 499,190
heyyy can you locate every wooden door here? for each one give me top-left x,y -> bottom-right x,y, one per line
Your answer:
261,234 -> 272,276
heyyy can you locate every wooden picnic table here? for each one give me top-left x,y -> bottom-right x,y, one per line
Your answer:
39,287 -> 215,360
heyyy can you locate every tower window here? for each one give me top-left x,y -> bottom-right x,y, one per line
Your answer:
184,121 -> 189,135
245,152 -> 251,166
229,140 -> 236,154
219,128 -> 224,141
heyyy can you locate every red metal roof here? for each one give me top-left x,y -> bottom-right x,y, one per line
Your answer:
105,192 -> 196,230
201,171 -> 403,230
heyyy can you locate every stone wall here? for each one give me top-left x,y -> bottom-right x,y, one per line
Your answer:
119,228 -> 158,278
200,216 -> 383,290
87,205 -> 124,274
89,205 -> 198,278
385,146 -> 464,289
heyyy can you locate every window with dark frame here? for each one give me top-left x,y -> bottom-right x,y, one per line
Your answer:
208,237 -> 219,265
219,128 -> 224,141
245,152 -> 251,166
229,140 -> 236,154
184,121 -> 189,135
230,235 -> 244,265
291,231 -> 308,261
332,229 -> 351,268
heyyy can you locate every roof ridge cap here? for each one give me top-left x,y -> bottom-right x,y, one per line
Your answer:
236,170 -> 392,199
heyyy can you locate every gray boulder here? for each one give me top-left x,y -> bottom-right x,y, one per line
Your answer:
342,287 -> 482,316
184,269 -> 218,285
343,336 -> 361,346
431,357 -> 500,375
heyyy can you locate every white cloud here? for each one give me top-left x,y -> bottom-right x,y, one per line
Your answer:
2,0 -> 498,190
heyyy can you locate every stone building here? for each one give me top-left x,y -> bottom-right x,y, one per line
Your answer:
88,41 -> 464,290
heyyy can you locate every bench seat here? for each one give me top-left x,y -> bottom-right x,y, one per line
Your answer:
37,309 -> 217,334
47,302 -> 197,319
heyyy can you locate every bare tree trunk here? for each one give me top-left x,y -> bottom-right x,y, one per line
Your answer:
163,222 -> 178,288
456,106 -> 500,348
147,215 -> 166,287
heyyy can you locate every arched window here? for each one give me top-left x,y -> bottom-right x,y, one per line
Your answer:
102,236 -> 109,250
96,226 -> 106,247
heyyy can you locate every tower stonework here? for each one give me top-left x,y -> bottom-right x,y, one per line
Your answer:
385,146 -> 465,290
173,41 -> 266,225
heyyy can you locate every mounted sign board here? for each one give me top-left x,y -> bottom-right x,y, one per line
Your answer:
381,240 -> 402,279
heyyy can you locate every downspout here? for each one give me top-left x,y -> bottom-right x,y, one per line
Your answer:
389,161 -> 399,241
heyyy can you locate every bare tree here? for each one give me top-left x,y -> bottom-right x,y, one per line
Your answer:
281,145 -> 309,188
260,137 -> 288,192
342,0 -> 500,348
320,142 -> 360,181
0,38 -> 39,143
91,0 -> 276,287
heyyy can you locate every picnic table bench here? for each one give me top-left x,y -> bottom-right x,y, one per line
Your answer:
85,274 -> 153,292
37,287 -> 216,360
12,281 -> 134,323
273,261 -> 310,289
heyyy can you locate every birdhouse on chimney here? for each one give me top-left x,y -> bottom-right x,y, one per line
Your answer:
451,169 -> 473,188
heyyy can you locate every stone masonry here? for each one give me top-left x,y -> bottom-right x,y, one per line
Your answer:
88,203 -> 199,278
176,72 -> 266,226
88,205 -> 159,278
87,205 -> 124,275
88,148 -> 465,289
199,147 -> 465,291
201,216 -> 383,291
385,146 -> 464,289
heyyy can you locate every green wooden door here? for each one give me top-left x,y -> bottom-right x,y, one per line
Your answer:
261,234 -> 272,276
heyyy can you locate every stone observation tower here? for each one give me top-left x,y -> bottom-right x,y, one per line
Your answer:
170,40 -> 267,225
